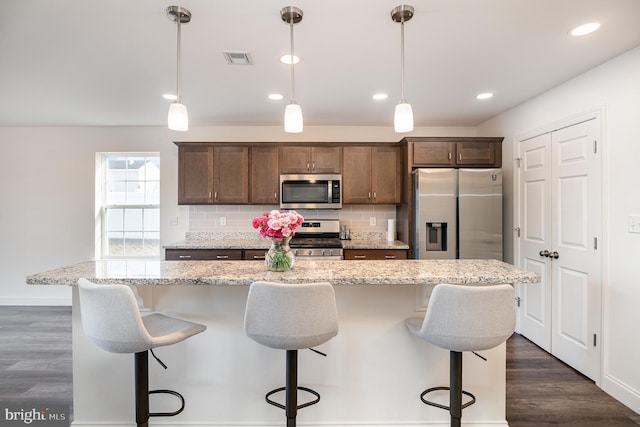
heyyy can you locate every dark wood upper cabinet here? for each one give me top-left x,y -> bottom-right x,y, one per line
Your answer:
213,146 -> 249,204
413,141 -> 455,166
250,146 -> 279,204
178,145 -> 214,204
177,144 -> 248,205
455,141 -> 500,166
343,146 -> 401,204
410,137 -> 502,167
279,146 -> 342,174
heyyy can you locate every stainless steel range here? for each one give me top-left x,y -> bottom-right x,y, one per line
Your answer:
290,219 -> 343,260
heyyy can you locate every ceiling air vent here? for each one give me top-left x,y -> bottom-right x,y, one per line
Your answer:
222,51 -> 253,65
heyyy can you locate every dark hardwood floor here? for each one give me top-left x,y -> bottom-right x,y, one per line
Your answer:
1,306 -> 639,425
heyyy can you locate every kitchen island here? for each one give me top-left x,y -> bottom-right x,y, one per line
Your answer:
28,259 -> 538,427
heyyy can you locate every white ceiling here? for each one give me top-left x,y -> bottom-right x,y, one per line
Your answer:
2,0 -> 640,128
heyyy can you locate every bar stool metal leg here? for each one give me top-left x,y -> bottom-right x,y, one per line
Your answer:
450,351 -> 462,427
135,351 -> 150,427
286,350 -> 298,427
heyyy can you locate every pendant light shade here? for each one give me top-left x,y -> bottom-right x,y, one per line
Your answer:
281,6 -> 303,133
167,6 -> 191,132
394,102 -> 414,133
168,102 -> 189,131
284,103 -> 303,133
391,5 -> 414,133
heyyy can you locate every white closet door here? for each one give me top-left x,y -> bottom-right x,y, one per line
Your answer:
517,118 -> 601,381
518,132 -> 553,352
550,119 -> 601,381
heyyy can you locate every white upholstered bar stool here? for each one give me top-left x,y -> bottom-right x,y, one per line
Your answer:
244,281 -> 339,427
77,278 -> 206,427
405,283 -> 515,427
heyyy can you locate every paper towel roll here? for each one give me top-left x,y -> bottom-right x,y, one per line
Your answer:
387,219 -> 396,242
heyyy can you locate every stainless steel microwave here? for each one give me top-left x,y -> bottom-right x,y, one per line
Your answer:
280,174 -> 342,209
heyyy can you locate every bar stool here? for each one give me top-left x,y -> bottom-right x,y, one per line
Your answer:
244,281 -> 339,427
405,283 -> 515,427
77,278 -> 206,427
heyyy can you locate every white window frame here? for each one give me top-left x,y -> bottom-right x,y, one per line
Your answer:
96,153 -> 161,260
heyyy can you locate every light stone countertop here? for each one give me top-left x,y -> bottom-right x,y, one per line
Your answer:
26,259 -> 539,287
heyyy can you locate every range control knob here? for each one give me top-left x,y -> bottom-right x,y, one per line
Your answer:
307,249 -> 313,256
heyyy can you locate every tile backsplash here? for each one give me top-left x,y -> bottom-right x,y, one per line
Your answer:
188,205 -> 397,234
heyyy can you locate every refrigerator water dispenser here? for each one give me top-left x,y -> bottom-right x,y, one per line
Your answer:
425,222 -> 447,251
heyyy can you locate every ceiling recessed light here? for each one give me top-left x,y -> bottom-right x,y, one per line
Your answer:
570,22 -> 601,37
268,93 -> 284,100
280,54 -> 300,65
373,93 -> 388,100
476,92 -> 494,100
163,94 -> 177,101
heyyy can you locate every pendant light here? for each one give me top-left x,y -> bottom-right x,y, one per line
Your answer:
391,5 -> 414,133
281,6 -> 303,133
167,6 -> 191,131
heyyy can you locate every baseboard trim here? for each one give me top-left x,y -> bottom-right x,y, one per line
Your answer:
0,296 -> 72,306
602,373 -> 640,415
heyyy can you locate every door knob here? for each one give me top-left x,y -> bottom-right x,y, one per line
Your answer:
539,250 -> 550,257
550,251 -> 559,259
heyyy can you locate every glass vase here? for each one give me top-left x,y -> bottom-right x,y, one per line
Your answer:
265,239 -> 295,272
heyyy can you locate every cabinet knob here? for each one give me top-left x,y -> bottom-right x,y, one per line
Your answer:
216,255 -> 229,259
354,255 -> 367,259
178,255 -> 192,259
384,255 -> 397,259
539,250 -> 550,257
458,153 -> 462,161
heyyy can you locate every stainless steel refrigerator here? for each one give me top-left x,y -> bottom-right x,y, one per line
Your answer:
413,168 -> 502,260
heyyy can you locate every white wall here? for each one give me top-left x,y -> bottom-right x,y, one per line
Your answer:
0,125 -> 475,306
478,45 -> 640,414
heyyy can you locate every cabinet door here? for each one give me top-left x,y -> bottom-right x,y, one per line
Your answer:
311,147 -> 342,173
343,147 -> 373,204
455,141 -> 498,166
413,142 -> 455,166
250,147 -> 279,204
279,146 -> 342,174
213,147 -> 249,203
244,249 -> 267,261
166,249 -> 243,260
279,147 -> 311,174
343,249 -> 408,260
372,146 -> 401,204
178,145 -> 213,204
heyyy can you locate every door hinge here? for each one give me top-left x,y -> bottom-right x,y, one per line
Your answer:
593,140 -> 598,154
593,334 -> 597,347
515,296 -> 521,307
594,237 -> 598,250
515,157 -> 522,168
515,227 -> 521,238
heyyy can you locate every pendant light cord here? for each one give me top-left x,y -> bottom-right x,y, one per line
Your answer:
290,21 -> 295,104
176,17 -> 182,103
400,19 -> 406,103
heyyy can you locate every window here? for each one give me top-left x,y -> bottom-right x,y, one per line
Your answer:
98,154 -> 160,258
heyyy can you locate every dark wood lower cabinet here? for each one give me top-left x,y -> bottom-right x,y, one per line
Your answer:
165,249 -> 243,261
343,249 -> 408,260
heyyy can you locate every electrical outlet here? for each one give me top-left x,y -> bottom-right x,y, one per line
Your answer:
369,216 -> 376,226
628,215 -> 640,234
220,216 -> 227,226
168,216 -> 178,226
